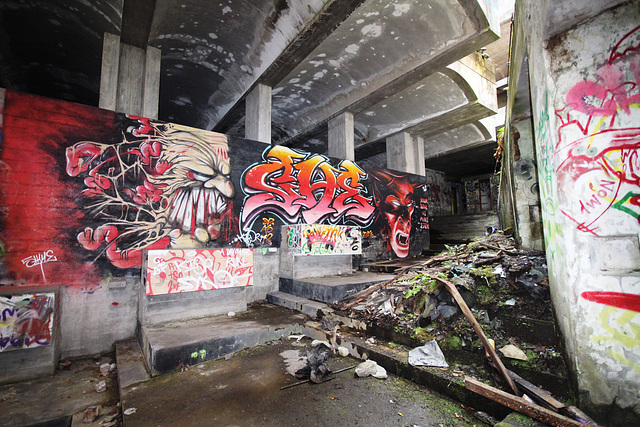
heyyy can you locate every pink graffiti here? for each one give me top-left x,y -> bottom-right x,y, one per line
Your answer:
555,25 -> 640,234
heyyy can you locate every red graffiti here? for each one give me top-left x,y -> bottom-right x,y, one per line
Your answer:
582,291 -> 640,313
241,146 -> 375,230
66,118 -> 235,268
78,225 -> 171,268
555,25 -> 640,233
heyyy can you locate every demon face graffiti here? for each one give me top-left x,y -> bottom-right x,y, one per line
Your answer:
65,116 -> 235,268
370,169 -> 419,258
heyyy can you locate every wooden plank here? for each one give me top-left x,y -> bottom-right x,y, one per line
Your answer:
465,377 -> 593,427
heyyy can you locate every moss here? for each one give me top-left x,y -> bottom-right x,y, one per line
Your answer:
475,284 -> 494,305
441,335 -> 463,350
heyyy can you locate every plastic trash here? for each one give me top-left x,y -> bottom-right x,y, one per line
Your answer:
408,340 -> 449,368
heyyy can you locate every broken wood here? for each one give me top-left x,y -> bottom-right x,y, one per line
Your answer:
427,274 -> 520,396
479,241 -> 519,256
464,376 -> 591,427
507,370 -> 597,425
280,365 -> 356,390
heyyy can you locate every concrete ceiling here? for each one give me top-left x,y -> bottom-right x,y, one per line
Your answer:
0,0 -> 505,180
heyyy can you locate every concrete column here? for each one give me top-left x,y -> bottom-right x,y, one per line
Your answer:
386,132 -> 414,173
99,32 -> 161,118
328,112 -> 354,160
414,136 -> 426,176
116,43 -> 146,115
99,33 -> 120,111
245,83 -> 271,143
142,46 -> 161,119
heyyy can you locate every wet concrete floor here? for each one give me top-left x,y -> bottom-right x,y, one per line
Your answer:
121,338 -> 482,427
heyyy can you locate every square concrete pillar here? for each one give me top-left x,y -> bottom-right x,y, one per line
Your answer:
414,136 -> 426,176
328,112 -> 355,160
142,46 -> 161,119
99,32 -> 161,118
99,33 -> 120,111
386,132 -> 425,176
246,83 -> 271,144
116,43 -> 146,116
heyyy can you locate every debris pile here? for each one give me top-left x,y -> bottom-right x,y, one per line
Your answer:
331,233 -> 596,425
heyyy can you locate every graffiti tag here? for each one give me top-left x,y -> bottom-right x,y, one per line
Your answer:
21,250 -> 57,283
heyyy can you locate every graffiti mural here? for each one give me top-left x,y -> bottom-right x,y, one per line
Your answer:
145,248 -> 253,295
286,224 -> 362,255
369,169 -> 423,258
0,293 -> 54,352
0,91 -> 429,288
554,25 -> 640,235
240,145 -> 376,230
65,117 -> 236,269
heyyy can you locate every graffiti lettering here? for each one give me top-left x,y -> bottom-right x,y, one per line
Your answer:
21,250 -> 57,283
260,217 -> 275,246
287,224 -> 361,255
241,146 -> 375,231
146,249 -> 253,295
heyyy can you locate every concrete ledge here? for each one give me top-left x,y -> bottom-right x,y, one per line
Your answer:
139,304 -> 307,375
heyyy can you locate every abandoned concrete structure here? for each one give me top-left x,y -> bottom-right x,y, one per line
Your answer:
0,0 -> 638,424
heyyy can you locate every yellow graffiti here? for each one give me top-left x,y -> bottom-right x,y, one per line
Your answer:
592,306 -> 640,374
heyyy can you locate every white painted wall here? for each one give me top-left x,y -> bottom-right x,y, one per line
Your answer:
515,0 -> 640,422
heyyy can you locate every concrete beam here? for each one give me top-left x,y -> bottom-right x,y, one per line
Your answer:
121,0 -> 156,48
279,0 -> 500,147
213,0 -> 368,133
245,83 -> 272,144
328,112 -> 355,160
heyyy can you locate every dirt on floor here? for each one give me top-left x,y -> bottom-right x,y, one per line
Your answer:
121,338 -> 490,427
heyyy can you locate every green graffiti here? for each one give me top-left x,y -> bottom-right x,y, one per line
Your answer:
534,92 -> 561,260
592,306 -> 640,374
190,349 -> 207,360
612,191 -> 640,220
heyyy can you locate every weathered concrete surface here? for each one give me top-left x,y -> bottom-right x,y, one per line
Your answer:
120,338 -> 485,427
139,303 -> 306,375
115,337 -> 150,391
0,353 -> 119,427
279,272 -> 395,304
508,1 -> 640,423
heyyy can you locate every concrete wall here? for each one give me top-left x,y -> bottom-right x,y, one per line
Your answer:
0,90 -> 431,363
510,1 -> 640,423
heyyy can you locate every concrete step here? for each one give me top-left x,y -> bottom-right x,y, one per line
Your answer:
139,303 -> 307,375
266,291 -> 332,318
279,271 -> 395,304
115,337 -> 150,393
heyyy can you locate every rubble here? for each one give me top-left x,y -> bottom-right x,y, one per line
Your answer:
332,233 -> 568,407
355,360 -> 387,379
